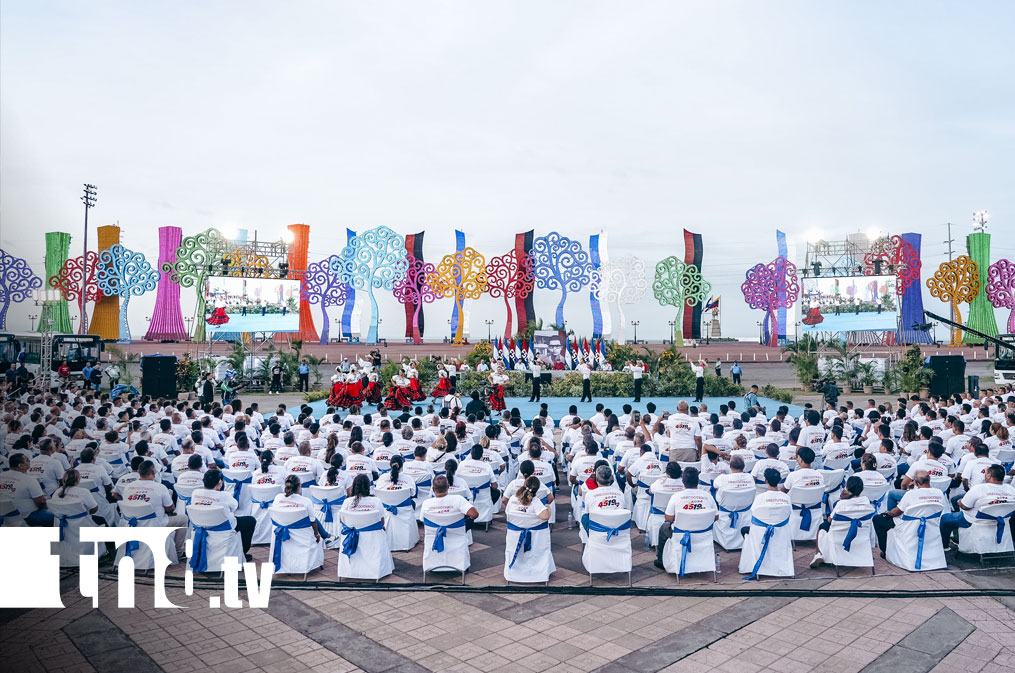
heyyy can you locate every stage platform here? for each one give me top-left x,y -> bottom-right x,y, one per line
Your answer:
306,395 -> 804,424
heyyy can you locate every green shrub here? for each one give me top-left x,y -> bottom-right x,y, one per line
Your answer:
302,389 -> 330,403
760,385 -> 794,404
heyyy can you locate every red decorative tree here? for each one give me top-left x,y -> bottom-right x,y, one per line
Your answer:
49,251 -> 104,332
485,249 -> 535,340
741,257 -> 799,347
392,254 -> 437,344
986,259 -> 1015,333
862,235 -> 921,294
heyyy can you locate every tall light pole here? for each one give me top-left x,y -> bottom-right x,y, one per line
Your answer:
80,184 -> 97,333
667,320 -> 675,345
485,319 -> 494,342
631,321 -> 640,344
943,222 -> 955,325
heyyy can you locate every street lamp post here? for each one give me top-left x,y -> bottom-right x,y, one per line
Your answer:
757,321 -> 763,345
704,318 -> 711,345
80,184 -> 97,333
485,320 -> 494,341
631,321 -> 640,344
667,320 -> 675,345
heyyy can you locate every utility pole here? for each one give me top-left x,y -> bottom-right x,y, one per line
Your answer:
943,222 -> 955,324
80,184 -> 98,333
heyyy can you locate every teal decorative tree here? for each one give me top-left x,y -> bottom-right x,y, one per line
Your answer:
330,226 -> 408,344
97,244 -> 160,343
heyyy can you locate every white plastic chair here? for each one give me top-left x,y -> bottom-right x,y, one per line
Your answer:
821,469 -> 846,514
788,485 -> 825,542
714,487 -> 755,551
885,500 -> 946,572
996,448 -> 1015,471
375,486 -> 419,551
186,504 -> 243,574
115,500 -> 179,570
930,475 -> 953,494
248,483 -> 282,545
663,507 -> 718,580
337,508 -> 394,581
221,468 -> 254,517
822,452 -> 852,471
646,490 -> 677,548
738,500 -> 793,579
957,502 -> 1015,562
817,503 -> 877,575
422,510 -> 469,584
581,508 -> 632,584
308,485 -> 347,548
459,472 -> 495,528
268,506 -> 324,578
49,497 -> 96,567
504,510 -> 555,584
876,463 -> 898,481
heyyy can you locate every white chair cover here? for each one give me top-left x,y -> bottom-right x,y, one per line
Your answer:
957,502 -> 1015,556
788,485 -> 825,541
714,487 -> 755,551
459,472 -> 495,524
738,500 -> 793,579
268,506 -> 324,576
174,481 -> 199,516
221,468 -> 254,517
375,486 -> 419,551
115,500 -> 179,571
0,499 -> 25,527
422,510 -> 470,579
411,474 -> 433,519
582,508 -> 632,578
876,464 -> 898,481
48,497 -> 96,567
930,475 -> 952,494
821,469 -> 846,513
885,500 -> 946,571
337,508 -> 394,580
632,476 -> 660,531
865,481 -> 890,514
646,490 -> 676,548
504,510 -> 555,583
186,504 -> 244,573
663,507 -> 717,578
308,485 -> 347,548
248,483 -> 283,545
80,477 -> 117,527
817,503 -> 876,570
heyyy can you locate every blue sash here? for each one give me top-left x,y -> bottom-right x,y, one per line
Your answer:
975,509 -> 1014,545
189,519 -> 234,573
900,511 -> 942,570
832,511 -> 876,551
718,503 -> 752,530
539,496 -> 549,505
871,492 -> 887,511
251,497 -> 274,510
743,516 -> 790,580
381,497 -> 413,517
792,502 -> 823,531
423,517 -> 466,553
223,473 -> 252,501
56,510 -> 89,541
672,521 -> 715,577
581,514 -> 631,541
271,516 -> 314,572
468,481 -> 492,502
311,495 -> 346,523
416,478 -> 433,489
123,512 -> 157,556
340,520 -> 385,558
0,507 -> 21,525
507,521 -> 550,568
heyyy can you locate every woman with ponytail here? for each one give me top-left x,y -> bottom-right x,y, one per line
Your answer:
375,455 -> 417,497
253,450 -> 282,485
55,469 -> 99,517
271,474 -> 322,543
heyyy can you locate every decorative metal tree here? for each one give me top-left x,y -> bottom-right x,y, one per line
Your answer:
96,244 -> 160,343
48,251 -> 103,334
145,226 -> 188,341
301,255 -> 349,345
862,235 -> 921,293
531,232 -> 592,327
741,257 -> 799,348
485,249 -> 535,340
0,249 -> 43,330
986,259 -> 1015,334
654,256 -> 711,347
162,228 -> 224,342
330,225 -> 408,344
221,245 -> 270,275
926,255 -> 980,346
596,255 -> 648,344
393,254 -> 437,345
427,248 -> 487,345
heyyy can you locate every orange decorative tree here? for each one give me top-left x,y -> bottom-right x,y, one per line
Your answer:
427,248 -> 487,345
927,255 -> 980,345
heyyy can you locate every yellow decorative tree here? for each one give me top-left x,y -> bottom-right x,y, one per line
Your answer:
927,255 -> 980,345
222,246 -> 270,276
427,248 -> 487,345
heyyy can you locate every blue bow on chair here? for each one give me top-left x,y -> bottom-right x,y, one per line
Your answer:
743,516 -> 789,580
271,516 -> 314,572
223,473 -> 252,501
251,497 -> 273,510
793,502 -> 823,531
900,511 -> 942,570
311,495 -> 346,523
832,511 -> 876,552
975,510 -> 1014,545
189,519 -> 235,573
56,511 -> 89,541
581,514 -> 631,542
122,512 -> 157,557
381,497 -> 413,517
718,503 -> 752,530
469,481 -> 491,502
340,520 -> 384,558
672,522 -> 715,577
0,507 -> 21,526
423,517 -> 465,553
507,521 -> 549,568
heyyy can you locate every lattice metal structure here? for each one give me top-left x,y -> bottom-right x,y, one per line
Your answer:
803,234 -> 874,279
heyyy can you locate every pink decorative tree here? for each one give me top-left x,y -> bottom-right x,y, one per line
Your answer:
393,254 -> 437,344
301,255 -> 349,344
741,257 -> 800,347
485,249 -> 535,340
986,259 -> 1015,333
49,251 -> 104,332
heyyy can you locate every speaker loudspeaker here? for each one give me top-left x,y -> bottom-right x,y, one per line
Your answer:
141,355 -> 178,398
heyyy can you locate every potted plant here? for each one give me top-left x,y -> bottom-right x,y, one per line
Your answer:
854,361 -> 878,394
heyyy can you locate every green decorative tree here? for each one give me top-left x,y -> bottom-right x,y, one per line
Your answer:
162,228 -> 224,342
652,256 -> 710,347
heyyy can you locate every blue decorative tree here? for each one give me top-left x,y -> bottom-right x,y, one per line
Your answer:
302,255 -> 349,345
0,248 -> 43,330
96,244 -> 160,343
530,232 -> 593,326
330,226 -> 408,344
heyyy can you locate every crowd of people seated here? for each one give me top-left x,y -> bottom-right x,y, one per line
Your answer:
1,373 -> 1013,582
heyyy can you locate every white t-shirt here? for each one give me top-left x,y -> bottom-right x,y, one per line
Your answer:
959,482 -> 1015,524
120,479 -> 174,526
664,488 -> 717,517
0,470 -> 44,519
961,456 -> 1001,488
897,487 -> 948,516
285,456 -> 327,483
270,492 -> 316,520
784,468 -> 824,491
189,487 -> 239,528
420,493 -> 474,519
582,485 -> 624,512
505,494 -> 548,527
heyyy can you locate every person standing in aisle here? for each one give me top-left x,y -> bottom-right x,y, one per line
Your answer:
577,358 -> 593,403
692,358 -> 706,403
624,360 -> 646,402
297,359 -> 310,392
730,361 -> 742,385
529,358 -> 543,402
270,361 -> 284,395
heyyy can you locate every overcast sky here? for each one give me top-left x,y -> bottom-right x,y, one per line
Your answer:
2,1 -> 1013,342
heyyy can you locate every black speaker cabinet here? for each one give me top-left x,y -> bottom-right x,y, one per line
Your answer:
928,355 -> 965,398
141,354 -> 178,398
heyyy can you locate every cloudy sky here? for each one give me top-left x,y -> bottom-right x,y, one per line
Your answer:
2,1 -> 1013,341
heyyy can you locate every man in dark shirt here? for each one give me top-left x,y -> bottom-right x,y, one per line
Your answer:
465,390 -> 487,417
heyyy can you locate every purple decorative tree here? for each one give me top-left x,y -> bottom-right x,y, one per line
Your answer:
741,257 -> 800,347
0,248 -> 43,330
986,259 -> 1015,333
393,254 -> 437,345
301,255 -> 349,345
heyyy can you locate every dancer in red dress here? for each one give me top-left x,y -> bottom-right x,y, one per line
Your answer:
802,301 -> 824,326
326,367 -> 346,407
384,373 -> 413,410
487,364 -> 508,412
431,369 -> 453,399
206,296 -> 230,325
363,371 -> 383,406
405,359 -> 426,402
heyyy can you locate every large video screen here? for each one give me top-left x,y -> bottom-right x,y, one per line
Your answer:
801,275 -> 898,333
203,276 -> 301,333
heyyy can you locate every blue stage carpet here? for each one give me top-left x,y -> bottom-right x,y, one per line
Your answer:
305,395 -> 803,424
